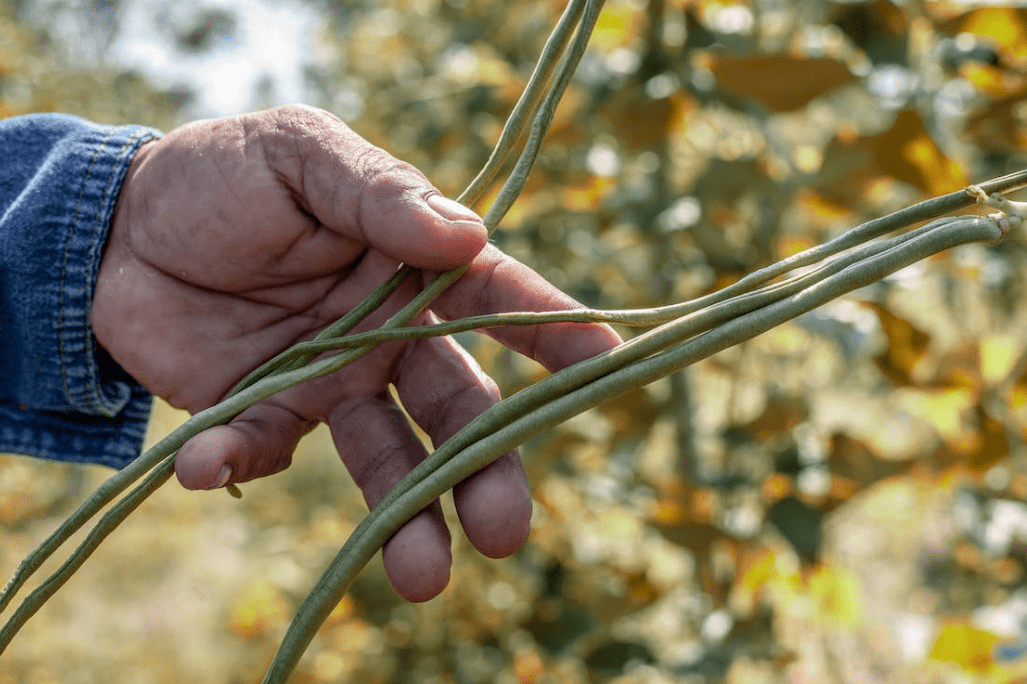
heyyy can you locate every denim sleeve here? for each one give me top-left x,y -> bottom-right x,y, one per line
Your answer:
0,113 -> 162,469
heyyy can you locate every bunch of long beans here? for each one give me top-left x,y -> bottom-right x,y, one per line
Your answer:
2,0 -> 1027,682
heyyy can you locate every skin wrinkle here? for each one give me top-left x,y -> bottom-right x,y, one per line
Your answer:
262,112 -> 319,222
353,150 -> 408,247
274,107 -> 365,236
276,278 -> 349,331
470,250 -> 500,316
217,298 -> 323,374
400,331 -> 500,441
209,145 -> 246,210
233,426 -> 293,483
260,130 -> 337,273
230,404 -> 310,481
419,378 -> 493,444
292,122 -> 332,228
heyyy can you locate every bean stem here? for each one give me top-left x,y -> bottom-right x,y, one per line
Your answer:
260,213 -> 1004,683
2,0 -> 1026,676
0,0 -> 602,641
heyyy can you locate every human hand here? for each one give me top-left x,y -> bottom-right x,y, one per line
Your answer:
91,104 -> 622,602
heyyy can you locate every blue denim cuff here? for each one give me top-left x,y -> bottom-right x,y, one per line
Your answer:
0,114 -> 162,469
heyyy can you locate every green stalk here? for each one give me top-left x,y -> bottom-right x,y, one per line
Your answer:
0,456 -> 176,644
261,213 -> 1004,683
458,0 -> 588,207
3,0 -> 1027,673
0,0 -> 605,643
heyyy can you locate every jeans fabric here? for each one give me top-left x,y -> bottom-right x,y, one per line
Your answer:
0,113 -> 161,469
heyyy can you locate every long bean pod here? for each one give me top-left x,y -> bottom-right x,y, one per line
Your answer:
260,213 -> 1005,683
3,0 -> 1026,675
0,0 -> 604,645
0,456 -> 176,644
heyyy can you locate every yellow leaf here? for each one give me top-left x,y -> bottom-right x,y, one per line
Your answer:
1013,385 -> 1027,412
761,473 -> 793,503
602,91 -> 690,150
874,110 -> 968,196
737,549 -> 802,603
591,2 -> 641,52
967,85 -> 1027,152
865,301 -> 931,386
513,647 -> 545,684
929,622 -> 1001,672
560,176 -> 615,212
962,407 -> 1011,473
651,498 -> 690,526
896,387 -> 976,445
229,578 -> 290,639
324,594 -> 356,627
739,550 -> 779,599
705,54 -> 856,113
808,564 -> 863,627
777,233 -> 818,259
934,343 -> 984,390
795,189 -> 853,226
981,335 -> 1021,385
959,8 -> 1027,63
962,63 -> 1027,99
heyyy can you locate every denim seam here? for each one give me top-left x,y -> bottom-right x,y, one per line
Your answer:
57,128 -> 147,416
83,130 -> 147,413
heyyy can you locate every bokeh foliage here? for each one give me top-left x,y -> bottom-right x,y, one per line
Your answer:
5,1 -> 1027,683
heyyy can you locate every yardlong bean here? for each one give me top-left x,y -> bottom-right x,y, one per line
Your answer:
3,0 -> 1027,679
0,0 -> 603,643
0,456 -> 176,645
260,212 -> 1007,683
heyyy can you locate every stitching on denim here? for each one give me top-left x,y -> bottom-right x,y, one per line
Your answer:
58,128 -> 152,414
58,128 -> 114,411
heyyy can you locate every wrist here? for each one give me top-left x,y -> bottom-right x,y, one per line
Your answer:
92,139 -> 156,360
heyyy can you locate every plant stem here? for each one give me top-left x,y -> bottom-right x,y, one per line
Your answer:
4,0 -> 1027,671
459,0 -> 588,208
0,0 -> 605,649
0,456 -> 175,646
261,213 -> 1003,683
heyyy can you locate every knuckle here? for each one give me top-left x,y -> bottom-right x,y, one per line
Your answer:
354,150 -> 429,224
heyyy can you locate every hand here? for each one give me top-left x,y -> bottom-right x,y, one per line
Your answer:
91,104 -> 622,602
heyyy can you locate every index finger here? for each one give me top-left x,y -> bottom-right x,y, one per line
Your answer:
430,244 -> 623,371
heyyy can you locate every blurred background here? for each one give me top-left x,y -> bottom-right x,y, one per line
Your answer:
5,0 -> 1027,682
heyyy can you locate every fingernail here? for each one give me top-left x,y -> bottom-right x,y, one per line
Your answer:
426,194 -> 484,224
212,464 -> 232,489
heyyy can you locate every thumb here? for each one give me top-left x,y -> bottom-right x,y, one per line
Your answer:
364,189 -> 489,270
256,105 -> 488,270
